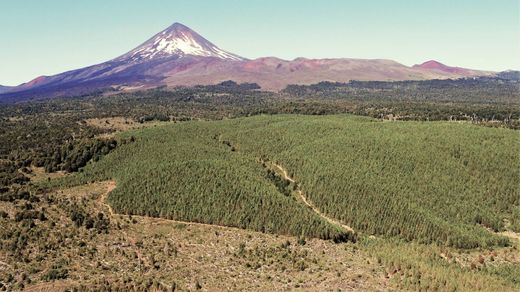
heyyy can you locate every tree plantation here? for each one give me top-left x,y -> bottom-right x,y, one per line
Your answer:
59,114 -> 519,249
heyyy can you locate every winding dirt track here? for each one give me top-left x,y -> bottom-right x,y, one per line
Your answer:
271,163 -> 355,233
98,180 -> 116,216
98,156 -> 356,234
501,231 -> 520,242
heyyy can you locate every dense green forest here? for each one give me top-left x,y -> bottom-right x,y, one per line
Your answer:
283,78 -> 520,104
1,78 -> 518,170
1,79 -> 518,220
58,119 -> 354,242
58,114 -> 519,248
217,115 -> 519,247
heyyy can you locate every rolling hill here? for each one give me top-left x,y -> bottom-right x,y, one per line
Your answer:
412,60 -> 489,75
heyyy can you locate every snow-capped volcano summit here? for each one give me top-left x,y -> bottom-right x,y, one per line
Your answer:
117,23 -> 245,62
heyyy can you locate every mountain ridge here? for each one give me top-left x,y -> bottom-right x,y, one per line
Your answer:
0,22 -> 495,101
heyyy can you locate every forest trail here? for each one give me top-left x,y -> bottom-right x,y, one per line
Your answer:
98,180 -> 116,216
96,172 -> 355,235
498,220 -> 520,243
500,231 -> 520,242
271,162 -> 355,233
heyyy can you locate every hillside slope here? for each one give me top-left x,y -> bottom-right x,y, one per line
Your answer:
163,57 -> 482,91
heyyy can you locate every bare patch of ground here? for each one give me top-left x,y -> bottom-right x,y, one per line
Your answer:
27,166 -> 66,183
84,117 -> 171,135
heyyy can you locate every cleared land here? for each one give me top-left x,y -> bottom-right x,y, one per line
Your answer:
2,181 -> 388,291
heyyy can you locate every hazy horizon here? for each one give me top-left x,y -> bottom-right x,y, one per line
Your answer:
1,0 -> 519,86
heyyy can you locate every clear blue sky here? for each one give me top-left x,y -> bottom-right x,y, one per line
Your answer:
1,0 -> 518,85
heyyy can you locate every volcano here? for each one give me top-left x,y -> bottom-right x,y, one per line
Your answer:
0,22 -> 493,102
116,23 -> 244,62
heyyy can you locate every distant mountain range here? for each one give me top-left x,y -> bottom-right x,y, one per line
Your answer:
0,22 -> 499,102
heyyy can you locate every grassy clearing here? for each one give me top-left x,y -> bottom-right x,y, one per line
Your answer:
84,117 -> 172,134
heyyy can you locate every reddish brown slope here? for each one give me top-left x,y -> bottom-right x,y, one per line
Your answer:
163,57 -> 491,91
412,60 -> 492,76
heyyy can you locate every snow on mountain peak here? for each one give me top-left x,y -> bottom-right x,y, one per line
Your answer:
118,22 -> 244,62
